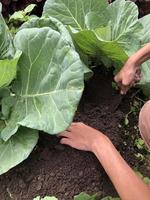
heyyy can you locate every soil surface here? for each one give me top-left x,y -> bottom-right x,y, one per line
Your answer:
0,67 -> 149,200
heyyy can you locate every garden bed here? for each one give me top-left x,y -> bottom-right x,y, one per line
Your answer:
0,67 -> 149,200
0,1 -> 150,199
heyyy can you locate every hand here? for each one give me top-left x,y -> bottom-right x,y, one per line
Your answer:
58,122 -> 105,152
114,59 -> 142,94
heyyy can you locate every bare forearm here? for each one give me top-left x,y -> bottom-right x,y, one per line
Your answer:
130,43 -> 150,66
92,135 -> 150,200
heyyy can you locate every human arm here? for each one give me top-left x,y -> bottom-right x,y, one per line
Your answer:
59,123 -> 150,200
114,43 -> 150,94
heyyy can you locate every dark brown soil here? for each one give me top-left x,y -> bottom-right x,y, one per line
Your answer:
0,67 -> 149,200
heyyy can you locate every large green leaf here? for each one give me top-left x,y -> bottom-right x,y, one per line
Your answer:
107,0 -> 142,56
0,120 -> 5,131
0,3 -> 15,59
137,14 -> 150,97
42,0 -> 108,31
20,17 -> 75,48
1,24 -> 84,141
42,0 -> 143,71
138,60 -> 150,97
139,14 -> 150,46
73,29 -> 128,65
0,3 -> 20,88
0,127 -> 38,175
0,52 -> 21,88
21,17 -> 92,79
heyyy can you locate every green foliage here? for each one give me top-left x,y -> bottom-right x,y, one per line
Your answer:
74,192 -> 98,200
0,5 -> 15,59
135,170 -> 150,186
1,20 -> 84,141
43,0 -> 108,31
43,0 -> 141,68
0,54 -> 19,88
72,29 -> 128,64
9,4 -> 36,23
101,197 -> 120,200
0,3 -> 21,89
0,127 -> 38,175
139,14 -> 150,46
33,193 -> 120,200
0,5 -> 84,173
135,138 -> 145,150
124,100 -> 141,126
43,0 -> 150,96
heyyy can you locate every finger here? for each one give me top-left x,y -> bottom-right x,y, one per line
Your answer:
116,77 -> 130,91
120,85 -> 130,95
67,123 -> 77,131
58,131 -> 70,138
114,74 -> 121,83
60,138 -> 73,147
122,77 -> 132,86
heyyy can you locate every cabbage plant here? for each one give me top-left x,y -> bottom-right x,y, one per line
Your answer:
0,5 -> 84,174
43,0 -> 150,96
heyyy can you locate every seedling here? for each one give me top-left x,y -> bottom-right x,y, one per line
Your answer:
9,4 -> 36,23
124,100 -> 142,126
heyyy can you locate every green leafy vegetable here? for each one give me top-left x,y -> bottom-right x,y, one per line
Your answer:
106,0 -> 142,55
138,60 -> 150,97
43,0 -> 142,69
139,14 -> 150,46
20,16 -> 92,79
0,127 -> 38,175
43,0 -> 150,97
73,29 -> 128,63
1,19 -> 84,141
43,0 -> 108,31
137,14 -> 150,96
0,51 -> 21,88
0,3 -> 21,88
0,4 -> 15,59
73,0 -> 142,67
